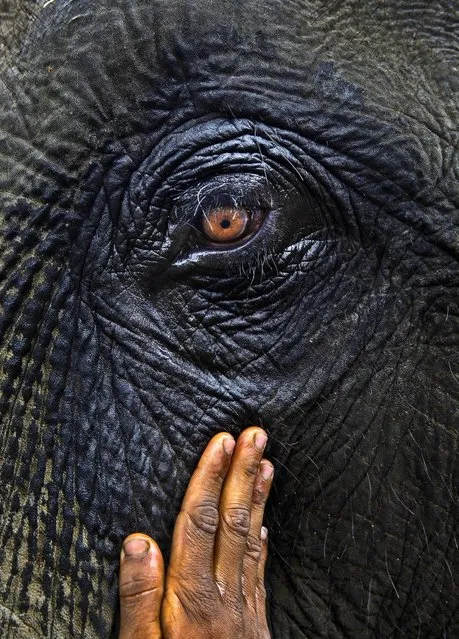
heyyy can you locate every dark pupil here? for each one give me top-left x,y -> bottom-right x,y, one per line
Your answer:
220,218 -> 231,229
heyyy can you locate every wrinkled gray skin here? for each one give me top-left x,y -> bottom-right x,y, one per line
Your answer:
0,1 -> 458,637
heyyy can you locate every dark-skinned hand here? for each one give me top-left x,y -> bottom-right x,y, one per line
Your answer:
118,427 -> 273,639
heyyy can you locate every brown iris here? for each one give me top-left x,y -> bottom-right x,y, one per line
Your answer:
201,207 -> 250,243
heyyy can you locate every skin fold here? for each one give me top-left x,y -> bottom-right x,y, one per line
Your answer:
0,1 -> 458,638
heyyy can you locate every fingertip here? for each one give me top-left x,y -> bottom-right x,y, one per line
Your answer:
252,460 -> 274,508
261,526 -> 268,542
239,426 -> 268,452
253,429 -> 268,453
205,431 -> 235,461
122,534 -> 150,558
222,435 -> 236,456
121,533 -> 163,563
259,461 -> 274,482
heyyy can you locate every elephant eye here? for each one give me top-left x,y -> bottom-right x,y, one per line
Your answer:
201,207 -> 249,243
199,207 -> 265,245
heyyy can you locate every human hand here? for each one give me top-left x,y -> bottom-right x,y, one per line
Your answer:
118,427 -> 273,638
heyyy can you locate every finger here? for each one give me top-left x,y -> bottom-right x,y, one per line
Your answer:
242,459 -> 274,602
168,432 -> 235,582
214,427 -> 267,596
119,534 -> 164,639
256,527 -> 269,634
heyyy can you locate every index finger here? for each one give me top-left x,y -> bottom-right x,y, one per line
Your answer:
167,432 -> 235,580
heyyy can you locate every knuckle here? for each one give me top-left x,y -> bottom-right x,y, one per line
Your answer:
243,457 -> 261,478
119,575 -> 162,604
252,482 -> 268,505
187,502 -> 220,535
172,578 -> 216,612
245,534 -> 262,560
222,506 -> 251,537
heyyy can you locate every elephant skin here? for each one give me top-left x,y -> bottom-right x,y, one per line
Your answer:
0,0 -> 458,637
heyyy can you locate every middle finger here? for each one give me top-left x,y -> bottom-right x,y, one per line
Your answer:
214,427 -> 267,595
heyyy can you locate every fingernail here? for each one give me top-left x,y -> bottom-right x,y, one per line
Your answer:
223,437 -> 235,455
123,538 -> 150,557
260,461 -> 274,481
254,431 -> 267,452
261,526 -> 268,541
